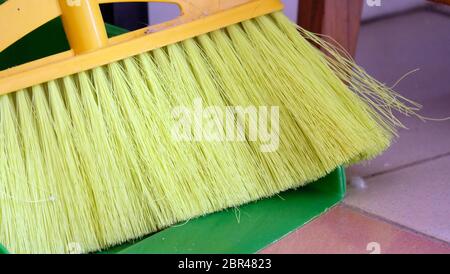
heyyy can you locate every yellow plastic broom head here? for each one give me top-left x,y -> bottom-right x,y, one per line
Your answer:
0,0 -> 283,95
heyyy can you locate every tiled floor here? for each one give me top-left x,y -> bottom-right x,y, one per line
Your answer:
346,155 -> 450,243
348,8 -> 450,177
347,7 -> 450,243
262,7 -> 450,254
261,205 -> 450,254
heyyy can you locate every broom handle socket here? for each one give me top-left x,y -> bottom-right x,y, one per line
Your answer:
59,0 -> 109,54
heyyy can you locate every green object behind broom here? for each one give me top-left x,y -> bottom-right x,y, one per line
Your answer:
0,0 -> 420,254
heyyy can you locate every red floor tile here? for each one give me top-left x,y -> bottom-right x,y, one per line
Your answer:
260,205 -> 450,254
346,155 -> 450,243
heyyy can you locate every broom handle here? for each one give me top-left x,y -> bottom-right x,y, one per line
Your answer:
0,0 -> 251,53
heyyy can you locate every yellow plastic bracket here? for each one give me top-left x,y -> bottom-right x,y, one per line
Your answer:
0,0 -> 62,53
0,0 -> 284,95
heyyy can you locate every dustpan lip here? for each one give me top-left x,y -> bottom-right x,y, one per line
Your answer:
0,243 -> 9,254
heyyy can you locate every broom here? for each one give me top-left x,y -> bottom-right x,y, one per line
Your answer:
0,0 -> 420,254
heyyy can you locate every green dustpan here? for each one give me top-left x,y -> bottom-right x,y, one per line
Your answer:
105,167 -> 345,254
0,12 -> 346,254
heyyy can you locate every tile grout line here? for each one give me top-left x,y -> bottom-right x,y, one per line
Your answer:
362,5 -> 427,25
428,4 -> 450,18
362,151 -> 450,180
361,4 -> 450,26
341,203 -> 450,247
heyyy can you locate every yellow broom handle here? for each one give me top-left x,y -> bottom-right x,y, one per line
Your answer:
58,0 -> 109,54
0,0 -> 253,53
0,0 -> 186,53
60,0 -> 192,54
58,0 -> 215,54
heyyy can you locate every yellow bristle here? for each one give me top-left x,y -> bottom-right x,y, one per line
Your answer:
0,94 -> 33,254
74,70 -> 144,247
46,80 -> 101,252
0,12 -> 421,253
15,89 -> 63,253
181,38 -> 272,197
